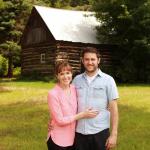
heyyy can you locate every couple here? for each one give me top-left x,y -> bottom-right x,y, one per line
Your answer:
47,47 -> 119,150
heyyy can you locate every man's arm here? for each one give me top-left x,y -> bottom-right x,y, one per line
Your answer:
106,99 -> 118,150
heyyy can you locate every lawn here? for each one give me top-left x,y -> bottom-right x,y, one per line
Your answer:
0,80 -> 150,150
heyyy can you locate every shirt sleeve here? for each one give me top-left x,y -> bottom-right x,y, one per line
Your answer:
47,92 -> 75,126
107,77 -> 119,101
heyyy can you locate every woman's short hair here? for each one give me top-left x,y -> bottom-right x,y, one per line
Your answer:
55,60 -> 72,75
81,47 -> 100,59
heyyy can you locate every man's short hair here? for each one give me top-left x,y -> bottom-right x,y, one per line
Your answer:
82,47 -> 100,59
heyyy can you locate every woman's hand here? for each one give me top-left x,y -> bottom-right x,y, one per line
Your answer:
48,120 -> 53,132
74,108 -> 99,120
81,108 -> 99,118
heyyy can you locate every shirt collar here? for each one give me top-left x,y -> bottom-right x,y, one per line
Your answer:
97,69 -> 103,77
82,69 -> 103,78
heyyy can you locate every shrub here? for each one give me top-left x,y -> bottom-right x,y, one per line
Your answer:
13,67 -> 21,77
0,55 -> 8,77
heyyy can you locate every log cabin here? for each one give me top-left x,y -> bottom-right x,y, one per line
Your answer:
21,5 -> 117,76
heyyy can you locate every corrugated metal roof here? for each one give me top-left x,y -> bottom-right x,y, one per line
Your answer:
35,5 -> 100,44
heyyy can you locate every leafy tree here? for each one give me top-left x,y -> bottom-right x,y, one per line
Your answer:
92,0 -> 150,82
0,0 -> 5,9
0,0 -> 30,77
0,54 -> 8,77
0,0 -> 93,78
70,0 -> 89,7
0,41 -> 20,78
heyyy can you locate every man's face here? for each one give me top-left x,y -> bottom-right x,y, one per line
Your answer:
82,52 -> 100,73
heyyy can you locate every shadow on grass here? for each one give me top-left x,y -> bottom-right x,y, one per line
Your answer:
117,83 -> 150,87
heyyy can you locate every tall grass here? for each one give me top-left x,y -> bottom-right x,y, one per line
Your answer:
0,81 -> 150,150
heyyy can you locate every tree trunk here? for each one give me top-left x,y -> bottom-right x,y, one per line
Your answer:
7,55 -> 13,78
32,0 -> 35,4
51,0 -> 55,7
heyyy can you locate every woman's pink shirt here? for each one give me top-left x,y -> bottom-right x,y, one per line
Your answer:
47,84 -> 77,147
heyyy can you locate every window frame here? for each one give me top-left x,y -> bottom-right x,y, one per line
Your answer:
40,53 -> 46,64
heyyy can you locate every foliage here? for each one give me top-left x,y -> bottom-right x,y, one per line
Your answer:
13,67 -> 21,77
29,0 -> 91,8
0,41 -> 21,77
0,54 -> 8,76
0,0 -> 91,78
0,0 -> 30,77
21,69 -> 54,82
93,0 -> 150,83
0,0 -> 30,43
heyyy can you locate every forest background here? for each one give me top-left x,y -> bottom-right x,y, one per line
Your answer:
0,0 -> 150,83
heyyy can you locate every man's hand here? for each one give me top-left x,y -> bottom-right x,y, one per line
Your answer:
105,134 -> 117,150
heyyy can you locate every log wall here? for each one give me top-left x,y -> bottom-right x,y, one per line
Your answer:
21,45 -> 56,76
55,42 -> 116,75
21,41 -> 117,76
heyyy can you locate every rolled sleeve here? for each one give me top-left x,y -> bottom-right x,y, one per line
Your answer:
107,77 -> 119,101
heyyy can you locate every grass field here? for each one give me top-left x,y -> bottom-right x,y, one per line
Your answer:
0,80 -> 150,150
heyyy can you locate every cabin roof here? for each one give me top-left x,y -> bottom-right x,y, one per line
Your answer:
34,5 -> 100,44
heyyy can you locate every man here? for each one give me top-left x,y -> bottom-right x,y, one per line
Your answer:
72,47 -> 119,150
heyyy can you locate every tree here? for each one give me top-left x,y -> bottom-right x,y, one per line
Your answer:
92,0 -> 150,82
0,54 -> 8,77
0,0 -> 30,77
0,41 -> 20,77
70,0 -> 89,7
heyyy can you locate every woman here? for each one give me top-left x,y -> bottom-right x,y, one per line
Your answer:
47,61 -> 98,150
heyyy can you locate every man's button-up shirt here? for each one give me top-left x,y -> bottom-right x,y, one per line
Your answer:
72,69 -> 119,135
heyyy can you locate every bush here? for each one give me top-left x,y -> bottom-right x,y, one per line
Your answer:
20,69 -> 54,82
13,67 -> 21,77
0,55 -> 8,77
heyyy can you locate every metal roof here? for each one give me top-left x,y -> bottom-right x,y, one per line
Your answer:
35,5 -> 100,44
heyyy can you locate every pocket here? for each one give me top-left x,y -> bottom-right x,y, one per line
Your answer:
93,86 -> 105,98
76,85 -> 84,98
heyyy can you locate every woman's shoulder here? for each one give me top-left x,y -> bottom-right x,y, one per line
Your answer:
70,84 -> 75,89
48,84 -> 60,96
70,84 -> 76,93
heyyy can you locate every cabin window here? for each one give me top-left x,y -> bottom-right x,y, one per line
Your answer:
40,53 -> 46,63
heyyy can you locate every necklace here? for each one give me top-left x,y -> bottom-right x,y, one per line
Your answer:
64,88 -> 71,100
62,87 -> 75,110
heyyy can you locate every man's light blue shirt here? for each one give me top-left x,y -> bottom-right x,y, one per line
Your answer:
72,69 -> 119,135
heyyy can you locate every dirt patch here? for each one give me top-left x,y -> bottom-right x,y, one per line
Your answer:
0,86 -> 11,93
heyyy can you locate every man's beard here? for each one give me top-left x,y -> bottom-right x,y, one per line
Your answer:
85,65 -> 98,73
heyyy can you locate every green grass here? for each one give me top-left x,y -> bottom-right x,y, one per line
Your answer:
117,85 -> 150,150
0,80 -> 54,150
0,81 -> 150,150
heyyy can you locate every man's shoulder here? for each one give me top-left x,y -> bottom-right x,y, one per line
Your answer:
74,73 -> 84,80
101,71 -> 114,80
100,71 -> 117,87
72,73 -> 84,85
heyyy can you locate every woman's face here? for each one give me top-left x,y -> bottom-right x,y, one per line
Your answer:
57,69 -> 72,86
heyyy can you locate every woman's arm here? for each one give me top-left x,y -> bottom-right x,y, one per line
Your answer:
48,92 -> 99,126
